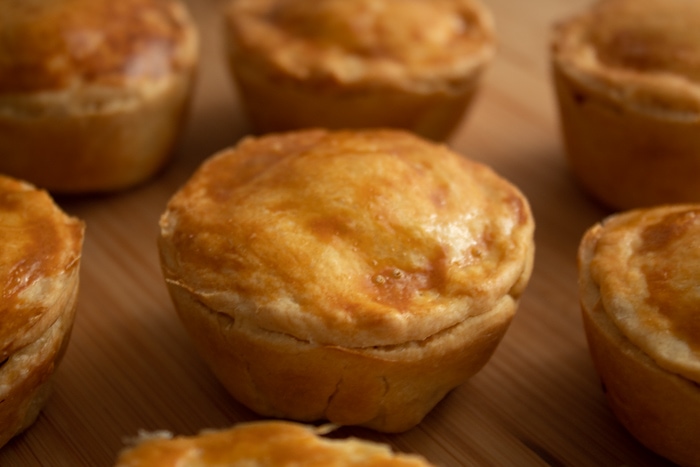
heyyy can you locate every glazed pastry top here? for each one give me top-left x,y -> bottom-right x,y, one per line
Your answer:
589,204 -> 700,384
587,0 -> 700,82
0,176 -> 84,360
552,0 -> 700,114
115,421 -> 435,466
226,0 -> 494,91
159,129 -> 534,348
0,0 -> 198,94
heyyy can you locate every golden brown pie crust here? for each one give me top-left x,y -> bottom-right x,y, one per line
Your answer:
579,204 -> 700,466
0,175 -> 84,447
224,0 -> 494,141
552,0 -> 700,209
115,421 -> 436,466
0,0 -> 198,193
158,129 -> 534,432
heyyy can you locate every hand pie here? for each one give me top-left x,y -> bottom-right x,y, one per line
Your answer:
579,204 -> 700,466
224,0 -> 494,141
0,0 -> 198,193
552,0 -> 700,209
158,129 -> 535,433
0,175 -> 84,447
115,421 -> 435,466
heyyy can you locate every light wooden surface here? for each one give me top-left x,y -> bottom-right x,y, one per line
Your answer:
0,0 -> 677,465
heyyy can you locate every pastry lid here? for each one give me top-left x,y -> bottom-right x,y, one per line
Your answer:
0,176 -> 84,359
0,0 -> 198,95
588,204 -> 700,384
159,129 -> 534,348
552,0 -> 700,117
116,421 -> 435,466
226,0 -> 494,92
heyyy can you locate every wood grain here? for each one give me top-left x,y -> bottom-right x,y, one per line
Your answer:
0,0 -> 677,465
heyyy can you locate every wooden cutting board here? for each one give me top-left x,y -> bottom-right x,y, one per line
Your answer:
0,0 -> 677,465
